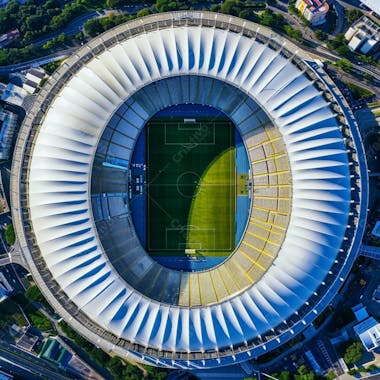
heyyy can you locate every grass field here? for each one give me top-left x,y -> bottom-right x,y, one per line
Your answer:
147,117 -> 235,257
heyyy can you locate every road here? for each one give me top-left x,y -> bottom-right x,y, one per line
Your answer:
0,48 -> 77,75
0,343 -> 74,380
0,2 -> 378,91
304,43 -> 380,82
268,3 -> 380,87
338,0 -> 365,10
333,0 -> 346,35
268,4 -> 316,41
0,253 -> 10,266
30,11 -> 98,47
28,7 -> 145,47
325,65 -> 380,99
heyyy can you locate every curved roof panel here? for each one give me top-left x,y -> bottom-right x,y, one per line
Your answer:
13,12 -> 366,368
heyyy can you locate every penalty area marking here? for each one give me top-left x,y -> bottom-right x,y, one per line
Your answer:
164,122 -> 216,145
163,227 -> 216,251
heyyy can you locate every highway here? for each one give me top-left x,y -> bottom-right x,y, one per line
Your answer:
325,64 -> 380,99
0,48 -> 77,75
333,0 -> 346,35
0,343 -> 74,380
0,1 -> 378,88
268,2 -> 380,88
0,253 -> 10,266
30,11 -> 98,47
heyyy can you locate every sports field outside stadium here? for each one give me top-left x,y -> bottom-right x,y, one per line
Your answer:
146,116 -> 236,259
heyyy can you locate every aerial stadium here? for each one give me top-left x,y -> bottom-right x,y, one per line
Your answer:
11,11 -> 368,369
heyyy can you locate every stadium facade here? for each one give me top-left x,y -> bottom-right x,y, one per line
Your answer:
11,11 -> 368,369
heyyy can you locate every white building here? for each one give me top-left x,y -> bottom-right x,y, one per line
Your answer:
345,16 -> 380,54
354,317 -> 380,351
1,83 -> 27,106
360,0 -> 380,17
295,0 -> 329,25
0,106 -> 18,160
23,68 -> 46,94
0,271 -> 13,303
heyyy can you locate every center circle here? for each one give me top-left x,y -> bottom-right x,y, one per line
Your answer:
176,171 -> 201,198
90,74 -> 291,292
128,103 -> 252,272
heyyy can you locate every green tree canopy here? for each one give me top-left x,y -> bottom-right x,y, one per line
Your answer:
25,285 -> 45,303
336,58 -> 352,73
344,341 -> 363,365
5,224 -> 15,246
136,8 -> 151,18
106,0 -> 121,8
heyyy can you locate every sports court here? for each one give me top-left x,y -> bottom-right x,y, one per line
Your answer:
146,116 -> 236,258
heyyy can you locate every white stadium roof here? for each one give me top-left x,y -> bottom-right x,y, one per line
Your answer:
361,0 -> 380,16
12,12 -> 367,368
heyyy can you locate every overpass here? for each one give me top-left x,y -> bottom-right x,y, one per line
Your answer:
0,245 -> 28,268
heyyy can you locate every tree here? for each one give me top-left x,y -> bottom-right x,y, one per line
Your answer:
108,356 -> 124,378
336,58 -> 352,73
136,8 -> 151,18
346,81 -> 373,100
5,224 -> 15,246
344,341 -> 363,364
363,72 -> 374,83
298,365 -> 308,375
336,44 -> 350,57
272,371 -> 291,380
89,347 -> 108,366
314,29 -> 326,41
25,285 -> 45,303
239,9 -> 260,23
84,18 -> 104,37
259,10 -> 284,30
346,9 -> 362,24
294,365 -> 316,380
219,0 -> 242,16
284,25 -> 303,41
106,0 -> 121,8
210,4 -> 220,12
29,310 -> 52,330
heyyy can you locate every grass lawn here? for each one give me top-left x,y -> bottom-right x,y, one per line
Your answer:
187,147 -> 235,256
147,117 -> 235,257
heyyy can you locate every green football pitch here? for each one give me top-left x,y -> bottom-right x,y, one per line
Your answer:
146,117 -> 236,257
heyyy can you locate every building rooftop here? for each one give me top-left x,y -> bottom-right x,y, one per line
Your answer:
40,338 -> 69,366
16,328 -> 39,352
352,303 -> 370,322
354,317 -> 380,351
299,0 -> 328,13
361,0 -> 380,17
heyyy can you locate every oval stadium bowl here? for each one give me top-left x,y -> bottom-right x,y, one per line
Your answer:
11,11 -> 368,369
